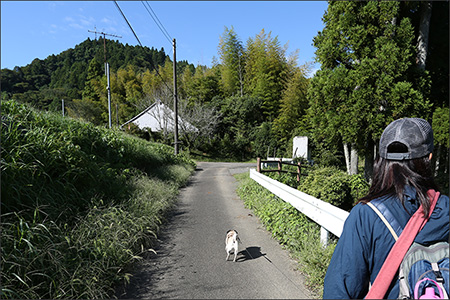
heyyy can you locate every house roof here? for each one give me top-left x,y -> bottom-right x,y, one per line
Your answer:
120,100 -> 197,132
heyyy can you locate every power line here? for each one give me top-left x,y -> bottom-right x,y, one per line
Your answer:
113,0 -> 173,95
113,1 -> 143,47
141,1 -> 172,45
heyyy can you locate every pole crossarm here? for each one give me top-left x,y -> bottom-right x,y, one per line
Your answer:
88,30 -> 122,39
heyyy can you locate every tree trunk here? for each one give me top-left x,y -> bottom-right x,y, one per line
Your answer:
344,143 -> 351,174
364,139 -> 375,183
416,2 -> 432,70
350,144 -> 358,175
344,143 -> 358,175
238,54 -> 244,97
434,144 -> 449,177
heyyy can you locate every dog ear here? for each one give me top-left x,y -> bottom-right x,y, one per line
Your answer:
226,230 -> 232,234
235,230 -> 238,234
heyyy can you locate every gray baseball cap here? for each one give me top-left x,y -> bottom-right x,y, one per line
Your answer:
379,118 -> 434,160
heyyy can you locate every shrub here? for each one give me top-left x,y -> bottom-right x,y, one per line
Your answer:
268,172 -> 300,189
298,166 -> 368,211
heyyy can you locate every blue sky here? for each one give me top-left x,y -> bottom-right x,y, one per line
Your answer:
1,1 -> 328,75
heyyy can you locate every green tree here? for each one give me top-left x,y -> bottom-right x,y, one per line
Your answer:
214,95 -> 265,159
82,58 -> 103,101
245,29 -> 290,120
218,26 -> 245,97
74,58 -> 105,125
182,65 -> 221,105
309,1 -> 432,177
272,68 -> 310,147
432,106 -> 449,182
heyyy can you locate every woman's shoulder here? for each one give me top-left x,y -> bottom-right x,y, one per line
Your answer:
438,193 -> 449,204
345,201 -> 380,226
433,192 -> 449,217
350,197 -> 391,216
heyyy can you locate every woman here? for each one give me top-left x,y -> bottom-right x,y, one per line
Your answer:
323,118 -> 449,299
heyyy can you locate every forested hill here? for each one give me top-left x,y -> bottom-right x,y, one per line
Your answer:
1,37 -> 192,106
1,2 -> 448,173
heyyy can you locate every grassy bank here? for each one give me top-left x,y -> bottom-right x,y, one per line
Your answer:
235,172 -> 338,298
1,100 -> 195,299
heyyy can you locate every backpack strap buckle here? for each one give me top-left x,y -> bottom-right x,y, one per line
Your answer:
432,262 -> 444,283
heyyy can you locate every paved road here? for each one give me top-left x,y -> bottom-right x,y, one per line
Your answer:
118,162 -> 312,299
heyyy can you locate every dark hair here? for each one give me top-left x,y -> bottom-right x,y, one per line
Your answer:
358,153 -> 439,217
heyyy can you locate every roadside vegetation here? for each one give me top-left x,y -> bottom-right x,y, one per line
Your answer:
1,100 -> 195,299
235,167 -> 369,298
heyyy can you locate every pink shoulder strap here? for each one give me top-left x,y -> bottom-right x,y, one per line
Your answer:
365,189 -> 440,299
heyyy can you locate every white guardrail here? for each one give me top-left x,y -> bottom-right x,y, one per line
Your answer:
249,168 -> 349,246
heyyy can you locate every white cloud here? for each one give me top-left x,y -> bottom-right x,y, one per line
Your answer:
80,18 -> 91,26
101,17 -> 115,25
48,24 -> 58,35
69,23 -> 84,30
63,14 -> 96,32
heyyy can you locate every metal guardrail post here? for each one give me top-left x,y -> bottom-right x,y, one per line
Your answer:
320,227 -> 330,247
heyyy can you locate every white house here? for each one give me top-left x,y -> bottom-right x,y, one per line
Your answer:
121,100 -> 198,133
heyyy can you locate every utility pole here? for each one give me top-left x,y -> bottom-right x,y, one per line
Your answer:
62,99 -> 65,117
106,63 -> 112,128
173,38 -> 179,155
88,29 -> 122,67
88,29 -> 121,128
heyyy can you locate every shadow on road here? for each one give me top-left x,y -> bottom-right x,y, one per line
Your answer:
236,246 -> 267,262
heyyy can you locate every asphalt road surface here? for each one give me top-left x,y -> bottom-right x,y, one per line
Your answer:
118,162 -> 313,299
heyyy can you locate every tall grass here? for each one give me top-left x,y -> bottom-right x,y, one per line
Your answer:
1,100 -> 195,299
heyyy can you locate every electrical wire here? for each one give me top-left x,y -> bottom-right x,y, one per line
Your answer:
141,1 -> 173,45
114,1 -> 143,48
113,0 -> 173,95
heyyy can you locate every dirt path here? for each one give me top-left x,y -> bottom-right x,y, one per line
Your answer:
117,162 -> 313,299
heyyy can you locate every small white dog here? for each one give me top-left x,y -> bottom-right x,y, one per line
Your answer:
225,230 -> 240,262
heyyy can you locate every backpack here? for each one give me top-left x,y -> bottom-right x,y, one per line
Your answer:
368,198 -> 449,299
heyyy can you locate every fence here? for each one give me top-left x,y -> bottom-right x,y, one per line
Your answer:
256,157 -> 304,182
250,168 -> 349,246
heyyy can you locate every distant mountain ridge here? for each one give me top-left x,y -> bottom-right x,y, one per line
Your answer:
1,37 -> 191,101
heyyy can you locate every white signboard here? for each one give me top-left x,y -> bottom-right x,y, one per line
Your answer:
293,136 -> 309,159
